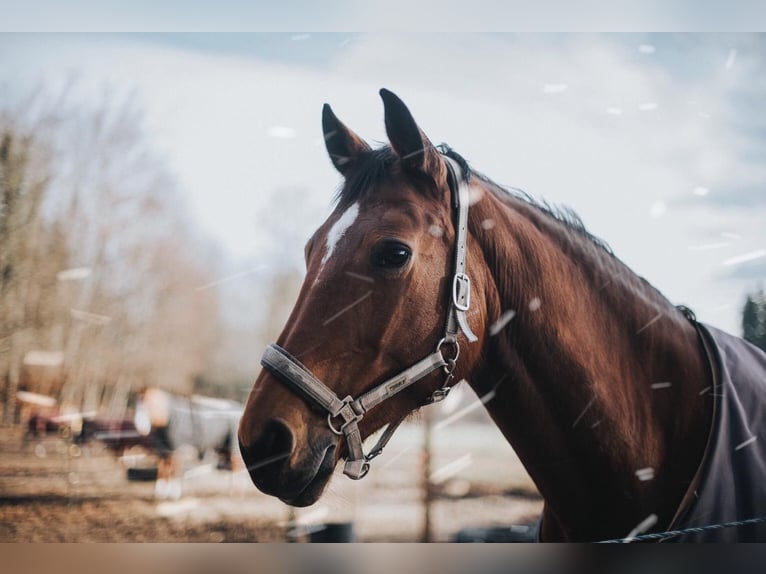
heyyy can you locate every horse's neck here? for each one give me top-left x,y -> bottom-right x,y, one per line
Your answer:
468,187 -> 713,541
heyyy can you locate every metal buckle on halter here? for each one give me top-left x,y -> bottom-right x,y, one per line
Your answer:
327,397 -> 362,435
452,273 -> 471,312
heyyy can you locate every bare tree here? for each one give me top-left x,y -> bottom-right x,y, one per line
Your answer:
1,85 -> 220,421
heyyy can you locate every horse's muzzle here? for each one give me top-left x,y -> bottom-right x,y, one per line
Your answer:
238,418 -> 336,506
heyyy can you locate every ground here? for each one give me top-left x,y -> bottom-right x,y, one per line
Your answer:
0,419 -> 542,542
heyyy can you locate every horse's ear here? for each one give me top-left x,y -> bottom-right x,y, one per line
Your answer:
322,103 -> 370,176
380,88 -> 446,184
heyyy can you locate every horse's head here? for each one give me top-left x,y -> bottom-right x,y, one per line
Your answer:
238,89 -> 486,506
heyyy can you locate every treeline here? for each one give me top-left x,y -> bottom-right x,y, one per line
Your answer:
1,88 -> 219,422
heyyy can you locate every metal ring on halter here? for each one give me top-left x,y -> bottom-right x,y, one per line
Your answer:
327,413 -> 346,435
327,411 -> 360,435
436,337 -> 460,361
436,338 -> 460,375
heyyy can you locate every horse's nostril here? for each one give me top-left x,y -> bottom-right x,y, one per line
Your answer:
241,418 -> 294,474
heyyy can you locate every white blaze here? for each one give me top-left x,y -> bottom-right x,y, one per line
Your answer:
322,203 -> 359,265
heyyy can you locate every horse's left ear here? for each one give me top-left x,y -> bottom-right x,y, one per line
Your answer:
380,88 -> 447,186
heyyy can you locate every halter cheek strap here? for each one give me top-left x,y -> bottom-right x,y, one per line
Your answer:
259,154 -> 477,479
444,156 -> 478,345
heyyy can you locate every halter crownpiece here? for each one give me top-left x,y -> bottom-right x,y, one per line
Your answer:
260,153 -> 477,479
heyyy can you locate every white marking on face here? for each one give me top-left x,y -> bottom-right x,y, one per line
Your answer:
322,203 -> 359,265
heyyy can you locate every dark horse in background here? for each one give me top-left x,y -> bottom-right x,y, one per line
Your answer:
238,90 -> 766,542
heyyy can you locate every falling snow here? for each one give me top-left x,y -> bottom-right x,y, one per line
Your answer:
468,187 -> 484,205
624,513 -> 658,542
428,224 -> 444,237
651,382 -> 672,390
638,44 -> 656,54
734,436 -> 757,451
345,270 -> 375,283
649,200 -> 666,219
183,464 -> 215,480
693,186 -> 710,196
528,298 -> 541,311
489,310 -> 516,336
322,290 -> 372,326
70,308 -> 111,325
636,312 -> 663,334
401,147 -> 425,160
638,102 -> 658,112
542,83 -> 568,94
688,243 -> 730,251
572,396 -> 596,428
480,219 -> 496,230
267,126 -> 297,139
635,467 -> 655,481
56,267 -> 92,281
430,453 -> 473,484
434,386 -> 497,430
195,266 -> 266,291
722,249 -> 766,267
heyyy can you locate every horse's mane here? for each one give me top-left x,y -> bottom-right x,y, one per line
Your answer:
335,146 -> 397,207
336,143 -> 613,257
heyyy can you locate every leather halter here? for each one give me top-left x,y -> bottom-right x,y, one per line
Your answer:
260,155 -> 478,479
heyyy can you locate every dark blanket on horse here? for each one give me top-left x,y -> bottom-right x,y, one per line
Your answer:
670,323 -> 766,542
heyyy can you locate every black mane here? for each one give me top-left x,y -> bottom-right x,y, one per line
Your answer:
335,144 -> 612,255
335,146 -> 398,207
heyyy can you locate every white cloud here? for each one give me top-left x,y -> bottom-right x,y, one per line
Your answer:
0,33 -> 763,335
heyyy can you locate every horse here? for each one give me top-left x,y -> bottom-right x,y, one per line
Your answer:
237,89 -> 766,542
134,388 -> 244,498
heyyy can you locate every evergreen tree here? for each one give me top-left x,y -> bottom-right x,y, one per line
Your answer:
742,288 -> 766,352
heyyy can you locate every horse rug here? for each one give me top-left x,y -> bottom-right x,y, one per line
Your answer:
669,323 -> 766,542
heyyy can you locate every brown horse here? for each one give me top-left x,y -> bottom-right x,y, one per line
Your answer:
239,89 -> 766,542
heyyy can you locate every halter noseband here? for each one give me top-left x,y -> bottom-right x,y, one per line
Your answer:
260,155 -> 478,479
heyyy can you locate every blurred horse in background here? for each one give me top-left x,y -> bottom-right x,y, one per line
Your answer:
19,387 -> 244,499
135,387 -> 243,498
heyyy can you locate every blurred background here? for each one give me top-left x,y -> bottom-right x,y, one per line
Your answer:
1,33 -> 765,542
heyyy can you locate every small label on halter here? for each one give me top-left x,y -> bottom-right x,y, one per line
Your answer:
386,375 -> 409,395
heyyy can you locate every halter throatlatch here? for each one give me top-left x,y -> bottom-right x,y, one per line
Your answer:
260,155 -> 477,479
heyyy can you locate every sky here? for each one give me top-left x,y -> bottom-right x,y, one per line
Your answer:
0,33 -> 764,336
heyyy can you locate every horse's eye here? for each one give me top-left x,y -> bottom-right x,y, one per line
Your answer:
371,241 -> 412,269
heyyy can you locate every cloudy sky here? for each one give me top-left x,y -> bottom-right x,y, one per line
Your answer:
1,33 -> 764,335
